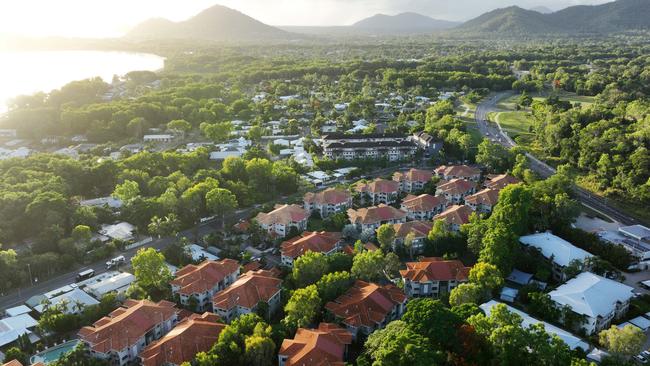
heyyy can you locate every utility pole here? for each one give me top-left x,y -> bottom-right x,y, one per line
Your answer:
27,263 -> 33,286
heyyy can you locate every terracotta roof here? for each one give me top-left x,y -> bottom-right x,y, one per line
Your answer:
171,259 -> 240,296
233,220 -> 250,232
325,280 -> 406,329
436,179 -> 476,196
279,323 -> 353,366
465,188 -> 500,207
255,204 -> 309,226
363,243 -> 379,251
242,261 -> 262,273
281,231 -> 342,259
140,313 -> 225,366
78,300 -> 179,354
347,204 -> 407,225
304,188 -> 351,206
401,194 -> 446,212
485,174 -> 520,190
435,165 -> 480,178
392,168 -> 433,183
434,205 -> 473,226
356,179 -> 400,194
212,270 -> 282,311
3,361 -> 23,366
400,257 -> 470,282
341,245 -> 355,255
393,221 -> 433,239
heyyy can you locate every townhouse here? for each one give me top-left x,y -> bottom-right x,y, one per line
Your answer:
400,194 -> 447,220
400,258 -> 471,298
78,300 -> 180,366
255,204 -> 309,237
433,205 -> 473,232
347,204 -> 407,232
280,231 -> 343,267
170,259 -> 240,312
325,280 -> 407,340
303,188 -> 352,218
435,165 -> 481,182
393,221 -> 433,255
278,323 -> 353,366
321,133 -> 417,162
435,179 -> 477,204
484,173 -> 520,190
465,188 -> 500,214
212,269 -> 282,323
410,131 -> 443,157
356,179 -> 400,205
392,168 -> 433,193
519,232 -> 594,281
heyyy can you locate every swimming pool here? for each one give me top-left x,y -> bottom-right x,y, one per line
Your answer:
30,340 -> 80,364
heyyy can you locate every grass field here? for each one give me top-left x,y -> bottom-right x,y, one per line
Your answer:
495,111 -> 535,136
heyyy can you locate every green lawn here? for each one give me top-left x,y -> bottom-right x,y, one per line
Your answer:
531,91 -> 595,106
494,111 -> 534,137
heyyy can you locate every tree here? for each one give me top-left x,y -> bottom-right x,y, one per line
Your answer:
131,247 -> 172,293
200,121 -> 233,143
247,125 -> 264,143
167,119 -> 192,138
528,292 -> 560,321
468,262 -> 504,292
283,285 -> 321,330
3,347 -> 28,365
599,325 -> 645,359
244,324 -> 276,366
476,139 -> 514,173
376,224 -> 396,252
351,249 -> 385,282
71,225 -> 92,243
292,251 -> 329,287
148,214 -> 180,238
50,344 -> 109,366
402,298 -> 462,350
362,320 -> 443,366
113,180 -> 140,202
449,283 -> 483,307
404,232 -> 416,259
316,271 -> 352,303
206,188 -> 238,229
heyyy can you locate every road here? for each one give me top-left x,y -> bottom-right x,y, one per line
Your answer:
475,92 -> 640,226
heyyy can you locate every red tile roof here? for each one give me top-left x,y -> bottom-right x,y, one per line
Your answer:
242,261 -> 262,273
435,165 -> 480,178
139,313 -> 225,366
393,221 -> 433,239
256,204 -> 309,226
171,259 -> 240,296
401,194 -> 446,212
212,270 -> 282,311
485,174 -> 520,190
400,257 -> 470,282
233,220 -> 250,232
281,231 -> 342,259
304,188 -> 351,206
436,179 -> 476,196
434,205 -> 473,226
279,323 -> 353,366
78,300 -> 179,354
347,204 -> 407,225
3,361 -> 24,366
325,281 -> 406,329
465,188 -> 500,207
393,168 -> 433,183
356,179 -> 400,194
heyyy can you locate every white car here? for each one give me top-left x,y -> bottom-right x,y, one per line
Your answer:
106,255 -> 126,269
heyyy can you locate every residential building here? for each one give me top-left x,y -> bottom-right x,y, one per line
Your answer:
356,179 -> 400,205
139,313 -> 226,366
519,232 -> 594,281
435,179 -> 476,204
484,174 -> 520,190
465,188 -> 500,213
99,222 -> 136,242
303,188 -> 352,218
433,205 -> 473,232
392,168 -> 433,193
0,313 -> 39,349
278,323 -> 352,366
400,194 -> 447,220
143,135 -> 174,143
393,221 -> 433,254
78,300 -> 180,366
321,133 -> 417,162
325,281 -> 407,339
84,272 -> 135,299
549,272 -> 634,335
400,258 -> 470,298
410,131 -> 443,156
347,204 -> 407,232
435,165 -> 481,182
280,231 -> 343,267
255,204 -> 309,237
212,270 -> 282,323
170,259 -> 240,312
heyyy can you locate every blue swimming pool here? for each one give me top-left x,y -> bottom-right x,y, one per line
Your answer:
30,340 -> 79,364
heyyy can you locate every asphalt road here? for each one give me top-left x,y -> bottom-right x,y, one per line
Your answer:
475,92 -> 640,226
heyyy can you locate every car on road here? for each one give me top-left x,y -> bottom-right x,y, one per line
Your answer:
76,269 -> 95,282
106,255 -> 126,269
635,354 -> 648,364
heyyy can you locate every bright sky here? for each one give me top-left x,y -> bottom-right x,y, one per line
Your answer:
0,0 -> 614,38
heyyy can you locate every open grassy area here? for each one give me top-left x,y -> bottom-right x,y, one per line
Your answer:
494,111 -> 535,137
531,90 -> 596,106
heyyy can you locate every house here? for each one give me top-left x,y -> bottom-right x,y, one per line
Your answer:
321,133 -> 417,162
433,205 -> 473,232
78,300 -> 180,366
392,168 -> 433,193
278,323 -> 352,366
393,221 -> 433,254
85,272 -> 136,299
356,179 -> 400,205
0,313 -> 39,349
465,188 -> 500,213
519,232 -> 594,281
212,269 -> 282,323
303,188 -> 352,218
347,204 -> 407,232
170,259 -> 240,312
80,196 -> 123,210
435,179 -> 476,204
325,281 -> 407,340
435,165 -> 481,182
400,258 -> 470,298
100,222 -> 136,242
139,313 -> 225,366
32,288 -> 99,315
280,231 -> 343,267
144,135 -> 174,143
484,174 -> 520,190
400,194 -> 447,220
255,204 -> 309,237
410,131 -> 442,156
480,300 -> 589,351
549,272 -> 634,335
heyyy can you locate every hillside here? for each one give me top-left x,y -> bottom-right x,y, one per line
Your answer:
352,12 -> 459,33
530,6 -> 553,14
457,6 -> 552,35
126,4 -> 288,41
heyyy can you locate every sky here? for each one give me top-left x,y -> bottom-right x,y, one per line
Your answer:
0,0 -> 614,38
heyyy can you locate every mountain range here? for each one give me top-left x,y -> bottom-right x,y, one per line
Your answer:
351,12 -> 459,33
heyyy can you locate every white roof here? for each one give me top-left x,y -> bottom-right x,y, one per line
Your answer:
629,316 -> 650,331
619,225 -> 650,241
210,149 -> 245,160
549,272 -> 634,318
34,288 -> 99,314
308,171 -> 331,180
100,222 -> 135,241
187,244 -> 219,261
0,314 -> 38,347
85,272 -> 135,297
144,134 -> 173,139
80,196 -> 123,209
4,305 -> 31,317
500,287 -> 518,302
519,232 -> 593,267
480,300 -> 589,351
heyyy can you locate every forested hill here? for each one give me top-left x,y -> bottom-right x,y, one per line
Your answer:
456,0 -> 650,35
125,4 -> 289,41
352,12 -> 459,33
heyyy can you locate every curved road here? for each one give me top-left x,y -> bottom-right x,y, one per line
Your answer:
475,92 -> 640,226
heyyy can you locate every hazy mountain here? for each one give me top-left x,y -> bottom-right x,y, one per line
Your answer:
530,6 -> 554,14
352,12 -> 459,33
126,4 -> 288,41
456,0 -> 650,35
